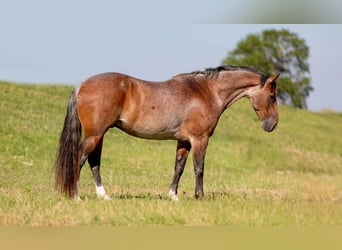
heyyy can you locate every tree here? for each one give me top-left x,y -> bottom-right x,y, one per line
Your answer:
222,29 -> 313,109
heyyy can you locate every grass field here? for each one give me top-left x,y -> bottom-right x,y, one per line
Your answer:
0,81 -> 341,226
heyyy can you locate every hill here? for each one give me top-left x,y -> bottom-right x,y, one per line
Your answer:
0,81 -> 341,225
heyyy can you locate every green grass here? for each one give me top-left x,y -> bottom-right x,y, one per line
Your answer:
0,81 -> 341,225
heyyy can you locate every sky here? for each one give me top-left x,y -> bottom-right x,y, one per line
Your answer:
1,1 -> 342,111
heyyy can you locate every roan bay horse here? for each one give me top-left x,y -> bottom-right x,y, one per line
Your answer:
55,65 -> 279,201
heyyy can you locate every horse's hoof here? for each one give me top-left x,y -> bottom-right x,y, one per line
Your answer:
168,190 -> 179,202
102,194 -> 112,201
195,192 -> 204,199
74,195 -> 81,201
97,193 -> 112,200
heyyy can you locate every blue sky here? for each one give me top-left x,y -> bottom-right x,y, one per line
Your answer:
1,1 -> 342,111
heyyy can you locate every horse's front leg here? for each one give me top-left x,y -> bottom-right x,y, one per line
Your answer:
169,141 -> 191,201
191,137 -> 209,199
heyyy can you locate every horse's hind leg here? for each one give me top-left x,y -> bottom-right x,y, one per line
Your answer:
75,134 -> 109,200
87,136 -> 111,200
74,151 -> 88,200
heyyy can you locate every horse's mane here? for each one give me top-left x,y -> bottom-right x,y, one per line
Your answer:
190,65 -> 269,85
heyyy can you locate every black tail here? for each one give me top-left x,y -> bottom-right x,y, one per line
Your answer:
55,88 -> 82,198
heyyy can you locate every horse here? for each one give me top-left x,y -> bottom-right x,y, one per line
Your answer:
55,65 -> 279,201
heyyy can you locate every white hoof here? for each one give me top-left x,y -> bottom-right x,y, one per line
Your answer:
96,185 -> 111,200
101,194 -> 112,201
168,190 -> 179,201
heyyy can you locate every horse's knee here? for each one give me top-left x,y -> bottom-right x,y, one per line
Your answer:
194,166 -> 204,177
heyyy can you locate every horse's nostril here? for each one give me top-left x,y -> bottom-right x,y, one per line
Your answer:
262,118 -> 277,132
270,122 -> 278,132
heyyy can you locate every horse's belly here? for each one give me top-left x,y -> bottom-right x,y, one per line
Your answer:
115,118 -> 179,140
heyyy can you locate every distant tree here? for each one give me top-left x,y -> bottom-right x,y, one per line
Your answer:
222,29 -> 313,109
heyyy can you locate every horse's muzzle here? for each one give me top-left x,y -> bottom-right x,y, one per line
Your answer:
262,117 -> 278,132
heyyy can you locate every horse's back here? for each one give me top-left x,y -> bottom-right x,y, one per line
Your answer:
76,71 -> 217,141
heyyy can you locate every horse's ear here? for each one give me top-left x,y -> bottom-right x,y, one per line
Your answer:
267,73 -> 280,83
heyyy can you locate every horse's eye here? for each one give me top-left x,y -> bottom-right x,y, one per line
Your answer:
269,95 -> 276,102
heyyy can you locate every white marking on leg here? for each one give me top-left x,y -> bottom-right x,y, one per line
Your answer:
168,189 -> 179,202
96,185 -> 111,200
74,181 -> 81,201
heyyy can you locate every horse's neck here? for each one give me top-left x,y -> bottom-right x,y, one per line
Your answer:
214,72 -> 259,109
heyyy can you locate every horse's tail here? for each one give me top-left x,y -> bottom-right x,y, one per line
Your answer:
55,88 -> 82,198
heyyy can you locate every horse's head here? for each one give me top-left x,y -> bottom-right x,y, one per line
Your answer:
248,73 -> 280,132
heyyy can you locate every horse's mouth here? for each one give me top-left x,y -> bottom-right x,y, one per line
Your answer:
262,118 -> 278,132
